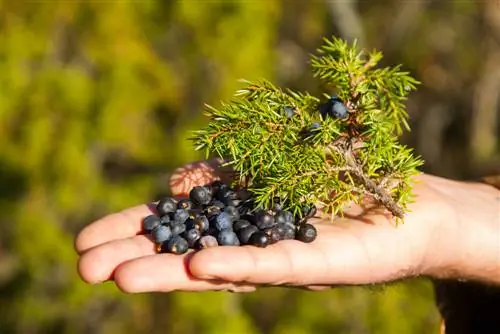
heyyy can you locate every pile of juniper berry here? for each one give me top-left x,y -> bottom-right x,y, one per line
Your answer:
142,180 -> 318,255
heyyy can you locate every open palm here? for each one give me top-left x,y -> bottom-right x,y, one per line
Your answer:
75,159 -> 499,293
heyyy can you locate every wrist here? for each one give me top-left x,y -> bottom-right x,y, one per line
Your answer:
423,180 -> 500,285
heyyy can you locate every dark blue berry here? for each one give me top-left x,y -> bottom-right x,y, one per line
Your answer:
254,210 -> 275,230
233,219 -> 251,232
296,223 -> 317,243
183,228 -> 201,248
309,122 -> 320,131
189,186 -> 212,206
215,212 -> 233,231
320,96 -> 348,119
165,236 -> 189,254
193,216 -> 209,233
207,180 -> 228,196
159,215 -> 170,225
275,211 -> 294,225
177,199 -> 193,210
185,218 -> 196,230
278,223 -> 296,240
225,198 -> 242,207
207,226 -> 219,237
237,225 -> 259,244
197,235 -> 219,249
156,197 -> 177,216
224,205 -> 240,221
205,204 -> 222,217
217,230 -> 240,246
152,225 -> 172,244
284,106 -> 295,118
170,223 -> 186,236
143,215 -> 161,233
306,205 -> 317,218
188,208 -> 204,219
173,208 -> 189,224
216,188 -> 239,206
208,200 -> 225,209
264,226 -> 282,244
248,231 -> 270,248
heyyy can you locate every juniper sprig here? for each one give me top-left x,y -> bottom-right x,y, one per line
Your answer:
191,36 -> 424,223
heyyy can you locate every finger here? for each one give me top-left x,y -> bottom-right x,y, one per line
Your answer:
78,234 -> 156,284
75,203 -> 156,255
188,238 -> 332,286
78,233 -> 258,293
113,252 -> 257,293
189,220 -> 420,286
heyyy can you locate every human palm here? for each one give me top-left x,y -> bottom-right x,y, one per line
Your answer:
75,159 -> 500,293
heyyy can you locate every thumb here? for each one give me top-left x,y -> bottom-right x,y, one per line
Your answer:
169,158 -> 234,197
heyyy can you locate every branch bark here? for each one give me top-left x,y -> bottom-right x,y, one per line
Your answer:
327,140 -> 405,219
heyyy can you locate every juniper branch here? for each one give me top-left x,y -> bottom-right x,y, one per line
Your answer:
191,36 -> 423,221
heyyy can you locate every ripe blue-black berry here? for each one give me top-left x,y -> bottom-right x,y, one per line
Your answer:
296,223 -> 317,243
173,208 -> 189,224
188,208 -> 204,219
248,231 -> 270,248
254,210 -> 275,230
210,200 -> 225,209
301,204 -> 317,218
198,235 -> 219,249
233,219 -> 251,232
310,122 -> 320,131
183,228 -> 201,248
207,180 -> 228,196
143,215 -> 161,233
156,197 -> 177,216
215,212 -> 233,231
205,204 -> 222,218
284,106 -> 295,118
177,199 -> 193,210
165,236 -> 189,254
237,225 -> 259,244
307,205 -> 317,218
189,186 -> 212,206
170,223 -> 186,236
185,218 -> 196,230
159,215 -> 170,225
153,225 -> 172,244
224,205 -> 240,220
275,210 -> 294,225
320,96 -> 348,119
264,226 -> 282,244
216,188 -> 240,206
277,223 -> 295,240
194,216 -> 209,233
217,230 -> 240,246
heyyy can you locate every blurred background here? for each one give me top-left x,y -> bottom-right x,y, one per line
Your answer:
1,0 -> 499,333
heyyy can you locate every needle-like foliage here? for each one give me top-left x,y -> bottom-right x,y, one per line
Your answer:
191,36 -> 424,223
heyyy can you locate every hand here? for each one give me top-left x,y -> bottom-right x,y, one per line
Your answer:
75,159 -> 500,293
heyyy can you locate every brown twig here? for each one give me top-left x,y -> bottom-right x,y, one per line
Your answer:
327,140 -> 405,219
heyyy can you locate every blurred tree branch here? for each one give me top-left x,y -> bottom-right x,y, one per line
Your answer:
325,0 -> 365,47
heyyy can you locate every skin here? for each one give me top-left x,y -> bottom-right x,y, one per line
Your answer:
75,159 -> 500,293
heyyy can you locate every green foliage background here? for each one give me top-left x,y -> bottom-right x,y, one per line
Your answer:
1,1 -> 499,333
